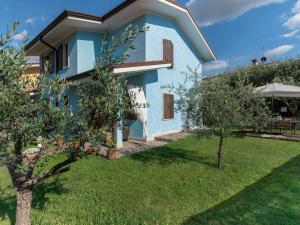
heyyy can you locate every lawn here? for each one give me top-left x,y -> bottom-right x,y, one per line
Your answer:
0,135 -> 300,225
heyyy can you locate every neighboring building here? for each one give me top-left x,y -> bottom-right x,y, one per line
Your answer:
22,63 -> 40,93
25,0 -> 216,147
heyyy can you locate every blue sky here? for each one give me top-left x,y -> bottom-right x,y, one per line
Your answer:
1,0 -> 299,75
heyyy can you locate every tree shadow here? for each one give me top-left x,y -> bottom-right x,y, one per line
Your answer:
182,154 -> 300,225
129,145 -> 216,167
0,177 -> 68,225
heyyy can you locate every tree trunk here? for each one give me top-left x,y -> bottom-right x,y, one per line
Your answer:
217,129 -> 225,168
15,189 -> 32,225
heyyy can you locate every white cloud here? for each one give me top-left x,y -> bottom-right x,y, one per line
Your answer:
283,13 -> 300,30
186,0 -> 287,26
265,45 -> 294,57
25,18 -> 34,25
11,30 -> 28,41
282,1 -> 300,30
292,0 -> 300,14
203,60 -> 228,72
281,29 -> 299,38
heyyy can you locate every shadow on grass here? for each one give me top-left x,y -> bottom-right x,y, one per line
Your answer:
182,154 -> 300,225
0,177 -> 67,225
129,144 -> 217,167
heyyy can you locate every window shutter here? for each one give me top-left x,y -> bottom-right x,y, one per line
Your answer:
163,39 -> 174,67
48,51 -> 56,74
163,93 -> 174,120
63,43 -> 69,68
57,45 -> 63,70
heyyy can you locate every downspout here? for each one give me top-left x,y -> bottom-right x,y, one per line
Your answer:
40,36 -> 59,74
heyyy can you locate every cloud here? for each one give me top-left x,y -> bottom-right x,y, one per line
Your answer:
292,0 -> 300,14
282,0 -> 300,30
203,60 -> 228,72
25,18 -> 34,25
11,30 -> 28,41
283,13 -> 300,30
281,29 -> 299,38
265,45 -> 294,57
186,0 -> 287,26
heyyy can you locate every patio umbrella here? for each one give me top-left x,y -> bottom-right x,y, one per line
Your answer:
255,83 -> 300,98
255,82 -> 300,116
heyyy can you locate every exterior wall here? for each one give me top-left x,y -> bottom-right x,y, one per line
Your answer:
109,15 -> 146,62
143,14 -> 202,139
41,13 -> 203,143
76,32 -> 102,74
59,33 -> 78,79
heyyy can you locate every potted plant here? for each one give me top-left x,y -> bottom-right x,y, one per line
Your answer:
24,148 -> 40,161
105,131 -> 118,160
72,138 -> 81,150
55,134 -> 65,149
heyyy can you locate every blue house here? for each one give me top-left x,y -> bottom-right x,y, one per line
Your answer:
25,0 -> 216,148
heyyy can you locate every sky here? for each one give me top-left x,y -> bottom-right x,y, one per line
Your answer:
1,0 -> 299,75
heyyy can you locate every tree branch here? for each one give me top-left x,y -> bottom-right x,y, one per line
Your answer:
23,158 -> 75,188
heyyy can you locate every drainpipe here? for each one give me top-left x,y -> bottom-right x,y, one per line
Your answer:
40,36 -> 59,74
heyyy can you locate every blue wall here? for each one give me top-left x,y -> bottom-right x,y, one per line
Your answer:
143,14 -> 202,138
110,15 -> 146,63
76,32 -> 102,74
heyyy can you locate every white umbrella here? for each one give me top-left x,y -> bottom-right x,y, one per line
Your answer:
256,83 -> 300,98
127,85 -> 148,138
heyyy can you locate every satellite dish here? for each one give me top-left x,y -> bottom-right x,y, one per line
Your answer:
261,56 -> 267,63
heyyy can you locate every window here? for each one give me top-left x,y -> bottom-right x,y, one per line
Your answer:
163,93 -> 174,120
58,42 -> 69,70
62,95 -> 70,107
63,43 -> 69,68
163,39 -> 174,67
41,51 -> 55,74
55,96 -> 59,108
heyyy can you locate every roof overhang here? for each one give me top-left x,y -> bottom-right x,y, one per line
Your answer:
26,0 -> 216,62
113,61 -> 172,74
66,60 -> 171,82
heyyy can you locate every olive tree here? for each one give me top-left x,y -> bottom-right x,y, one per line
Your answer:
175,69 -> 270,168
0,22 -> 145,225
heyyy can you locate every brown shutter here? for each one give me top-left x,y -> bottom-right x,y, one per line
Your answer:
48,51 -> 56,74
64,43 -> 69,67
163,39 -> 174,67
163,93 -> 174,120
57,45 -> 63,70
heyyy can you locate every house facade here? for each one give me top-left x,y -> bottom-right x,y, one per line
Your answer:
25,0 -> 216,147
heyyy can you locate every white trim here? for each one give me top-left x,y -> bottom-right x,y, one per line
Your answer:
113,63 -> 172,74
67,16 -> 102,25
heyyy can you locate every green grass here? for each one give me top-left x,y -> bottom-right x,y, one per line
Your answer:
0,135 -> 300,225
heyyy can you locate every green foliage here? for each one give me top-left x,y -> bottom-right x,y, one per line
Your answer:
76,24 -> 148,148
0,23 -> 78,192
174,68 -> 270,135
201,75 -> 270,133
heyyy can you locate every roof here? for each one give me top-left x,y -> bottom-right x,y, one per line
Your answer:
25,0 -> 216,62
